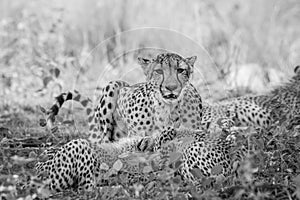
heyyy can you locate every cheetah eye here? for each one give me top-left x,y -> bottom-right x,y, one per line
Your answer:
154,69 -> 163,74
177,68 -> 186,74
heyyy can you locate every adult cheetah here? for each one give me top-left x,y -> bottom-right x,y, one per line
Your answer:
44,53 -> 203,144
201,65 -> 300,131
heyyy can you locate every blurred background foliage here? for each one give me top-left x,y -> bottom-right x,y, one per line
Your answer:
0,0 -> 299,104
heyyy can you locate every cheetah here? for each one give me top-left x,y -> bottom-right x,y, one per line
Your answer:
35,136 -> 153,192
35,124 -> 244,192
152,126 -> 245,185
201,95 -> 275,131
201,65 -> 300,131
44,53 -> 203,144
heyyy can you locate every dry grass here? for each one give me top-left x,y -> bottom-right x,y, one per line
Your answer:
1,0 -> 299,101
0,0 -> 300,199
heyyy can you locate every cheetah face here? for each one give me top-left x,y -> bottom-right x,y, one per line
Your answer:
138,53 -> 197,103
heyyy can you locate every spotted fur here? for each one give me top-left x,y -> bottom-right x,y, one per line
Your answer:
35,125 -> 244,192
44,53 -> 202,145
201,65 -> 300,131
35,136 -> 153,192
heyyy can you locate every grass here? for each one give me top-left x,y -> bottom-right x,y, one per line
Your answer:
1,103 -> 300,199
0,0 -> 300,199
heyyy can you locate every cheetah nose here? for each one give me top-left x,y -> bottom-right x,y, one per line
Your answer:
165,84 -> 178,92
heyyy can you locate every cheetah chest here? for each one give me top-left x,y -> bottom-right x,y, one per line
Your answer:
116,87 -> 155,136
117,87 -> 202,136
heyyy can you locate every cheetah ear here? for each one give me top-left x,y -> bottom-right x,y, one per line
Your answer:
185,56 -> 197,67
294,65 -> 300,74
185,56 -> 197,74
138,57 -> 151,76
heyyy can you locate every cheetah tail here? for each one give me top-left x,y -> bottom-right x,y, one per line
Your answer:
44,90 -> 94,132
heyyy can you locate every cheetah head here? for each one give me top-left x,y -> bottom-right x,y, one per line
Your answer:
138,53 -> 197,103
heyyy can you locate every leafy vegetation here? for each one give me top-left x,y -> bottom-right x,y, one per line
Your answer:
0,0 -> 299,199
1,105 -> 300,199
